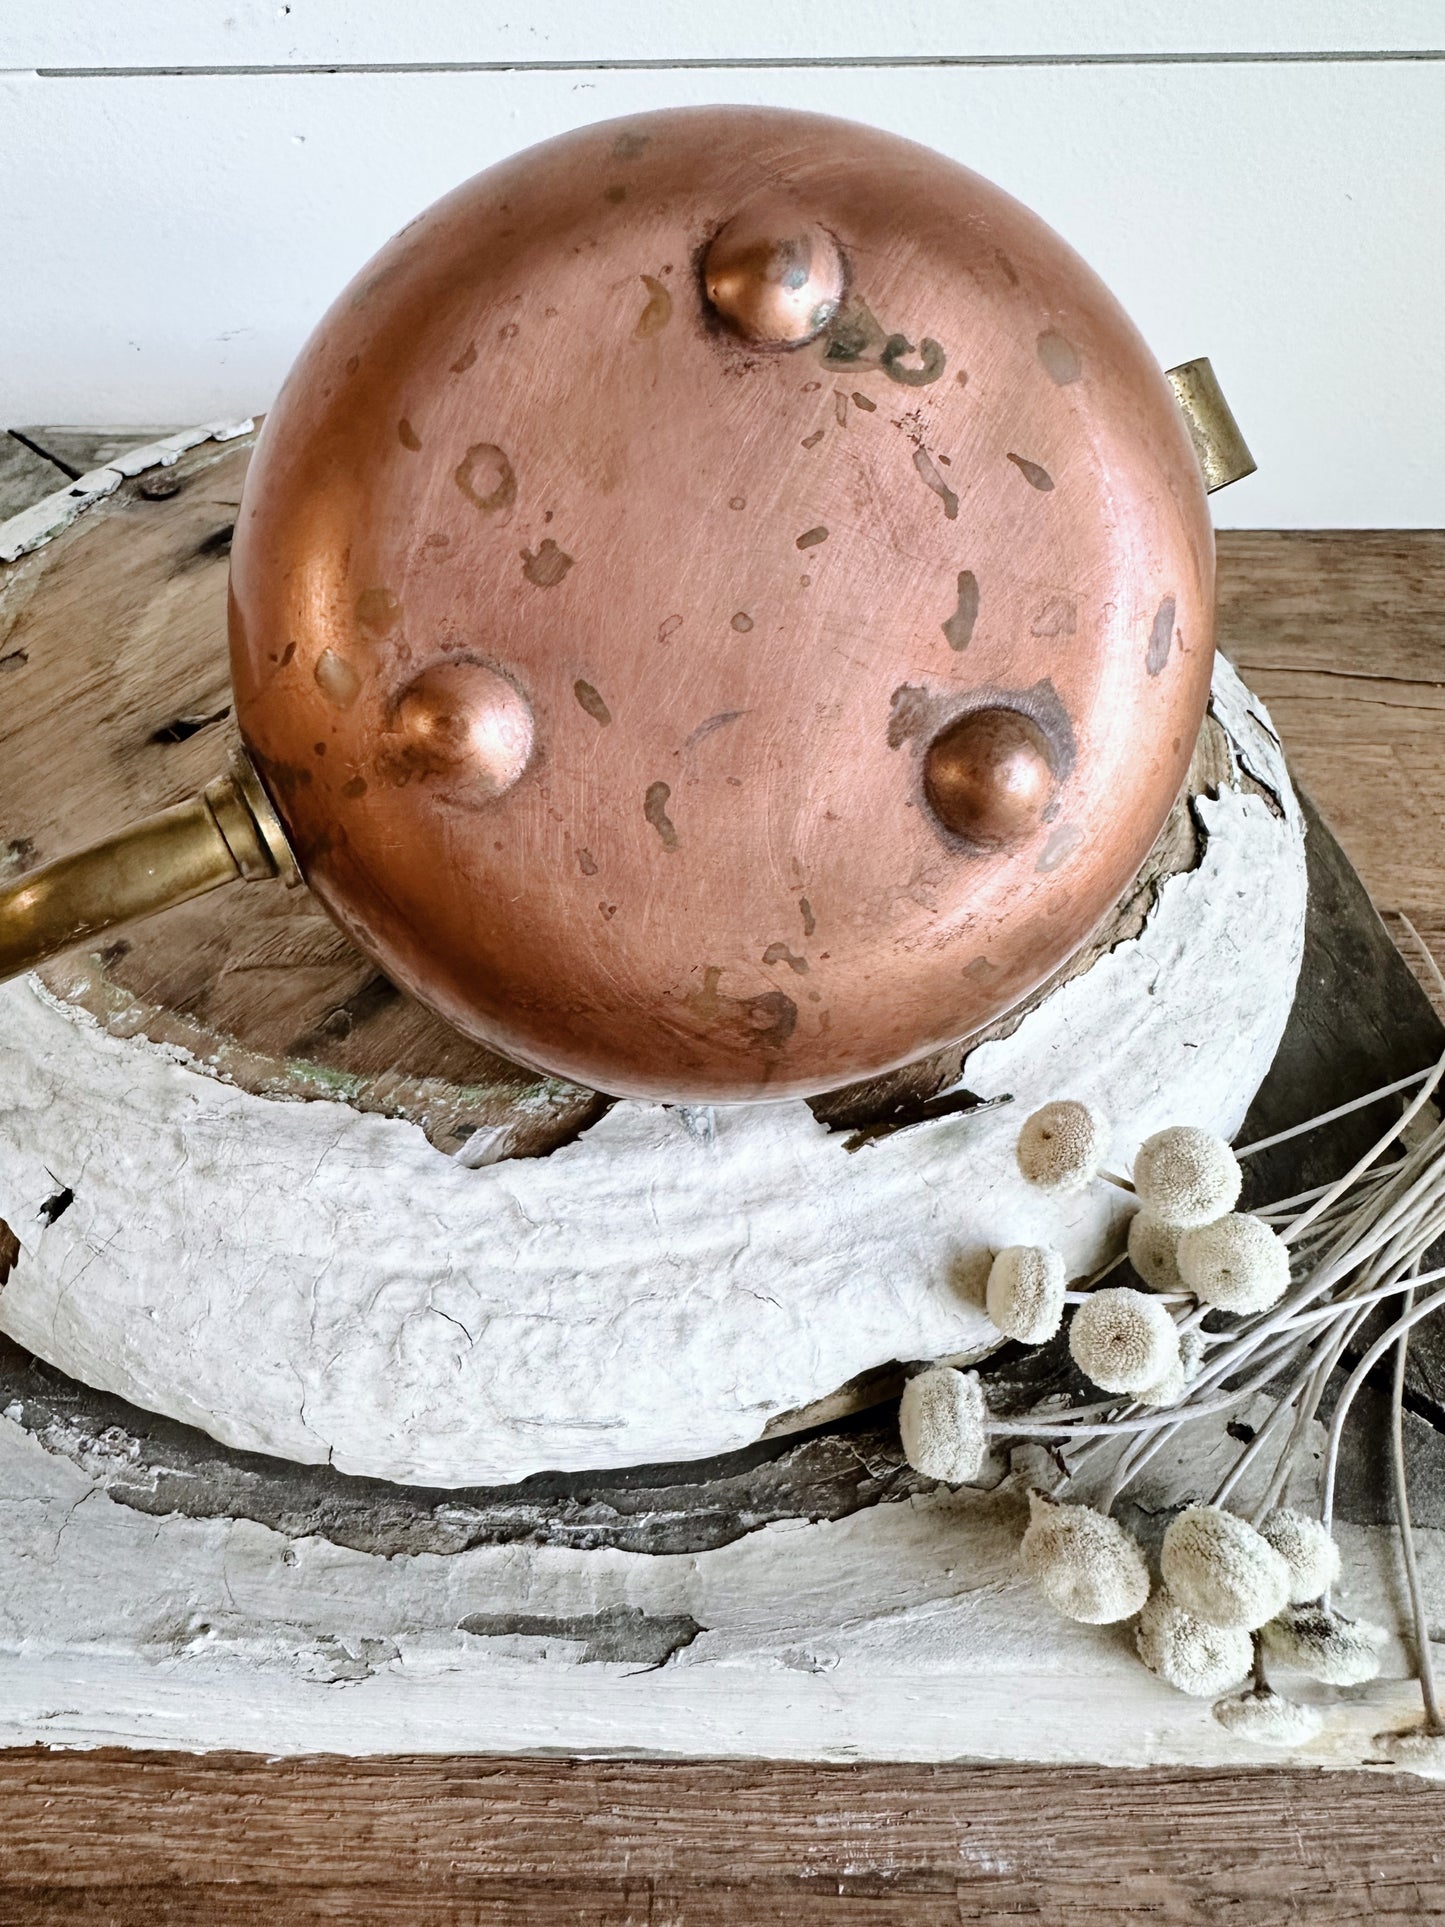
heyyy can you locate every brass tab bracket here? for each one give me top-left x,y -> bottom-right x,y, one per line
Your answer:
0,750 -> 299,986
1166,357 -> 1257,494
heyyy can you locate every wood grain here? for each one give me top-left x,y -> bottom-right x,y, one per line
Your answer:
3,1753 -> 1445,1924
1219,529 -> 1445,1012
3,477 -> 1445,1915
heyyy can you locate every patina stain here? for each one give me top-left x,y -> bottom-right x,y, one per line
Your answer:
635,275 -> 673,339
1037,330 -> 1082,384
942,571 -> 979,650
455,443 -> 517,517
520,539 -> 574,588
574,680 -> 612,726
644,781 -> 679,850
913,447 -> 958,520
1146,595 -> 1178,675
1007,453 -> 1055,492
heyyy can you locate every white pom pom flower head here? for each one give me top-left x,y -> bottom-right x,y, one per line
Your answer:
1262,1605 -> 1386,1685
1019,1494 -> 1151,1624
1212,1687 -> 1324,1747
1127,1211 -> 1184,1293
1016,1100 -> 1109,1195
1260,1510 -> 1341,1603
1137,1588 -> 1253,1697
986,1246 -> 1067,1344
1177,1213 -> 1290,1313
899,1367 -> 987,1485
1161,1505 -> 1291,1631
1069,1287 -> 1180,1395
1133,1126 -> 1242,1229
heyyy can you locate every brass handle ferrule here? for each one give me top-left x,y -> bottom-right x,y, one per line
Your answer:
1166,357 -> 1257,493
0,751 -> 299,986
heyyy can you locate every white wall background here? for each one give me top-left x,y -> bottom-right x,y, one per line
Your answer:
2,3 -> 1443,526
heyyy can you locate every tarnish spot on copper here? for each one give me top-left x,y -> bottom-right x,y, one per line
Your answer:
658,614 -> 683,644
455,443 -> 517,517
574,680 -> 612,726
314,649 -> 361,710
450,342 -> 477,375
801,428 -> 825,449
341,776 -> 367,798
644,781 -> 679,850
635,274 -> 673,339
796,526 -> 829,550
520,539 -> 574,588
963,956 -> 997,980
763,942 -> 810,976
1007,453 -> 1055,492
942,571 -> 979,650
834,392 -> 849,426
1146,595 -> 1177,676
1037,824 -> 1085,872
912,447 -> 959,520
397,418 -> 422,451
611,130 -> 650,161
578,848 -> 599,876
799,896 -> 816,936
851,390 -> 876,412
728,495 -> 747,510
355,587 -> 401,633
686,965 -> 798,1050
882,334 -> 946,387
731,612 -> 754,633
1037,330 -> 1082,384
604,184 -> 628,205
1030,594 -> 1077,638
687,711 -> 745,748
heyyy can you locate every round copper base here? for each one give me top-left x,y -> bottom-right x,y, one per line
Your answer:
229,105 -> 1215,1102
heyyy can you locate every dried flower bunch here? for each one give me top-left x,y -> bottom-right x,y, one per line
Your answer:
897,931 -> 1445,1763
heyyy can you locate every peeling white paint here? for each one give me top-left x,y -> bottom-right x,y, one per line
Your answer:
0,418 -> 253,562
0,1404 -> 1433,1766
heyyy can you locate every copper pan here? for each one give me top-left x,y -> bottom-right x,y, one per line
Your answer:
0,107 -> 1253,1104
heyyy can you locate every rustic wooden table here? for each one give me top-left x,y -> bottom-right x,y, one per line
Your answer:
2,428 -> 1444,1921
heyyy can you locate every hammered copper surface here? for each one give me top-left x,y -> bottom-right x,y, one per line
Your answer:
229,105 -> 1215,1103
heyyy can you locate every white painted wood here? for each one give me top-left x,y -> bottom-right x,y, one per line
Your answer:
0,1400 -> 1434,1766
3,2 -> 1441,70
11,3 -> 1445,70
2,62 -> 1442,525
0,418 -> 252,562
0,659 -> 1306,1488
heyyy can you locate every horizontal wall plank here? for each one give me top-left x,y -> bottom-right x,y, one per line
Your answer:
3,1 -> 1444,72
3,62 -> 1442,526
4,1753 -> 1445,1926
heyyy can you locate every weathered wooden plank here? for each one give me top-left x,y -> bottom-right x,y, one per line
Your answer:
3,1754 -> 1445,1925
11,425 -> 181,478
0,434 -> 67,518
1218,529 -> 1445,1008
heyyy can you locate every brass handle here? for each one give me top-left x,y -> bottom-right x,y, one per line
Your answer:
1166,357 -> 1257,493
0,753 -> 299,985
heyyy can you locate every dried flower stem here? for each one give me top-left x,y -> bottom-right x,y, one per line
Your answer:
1390,1278 -> 1444,1735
